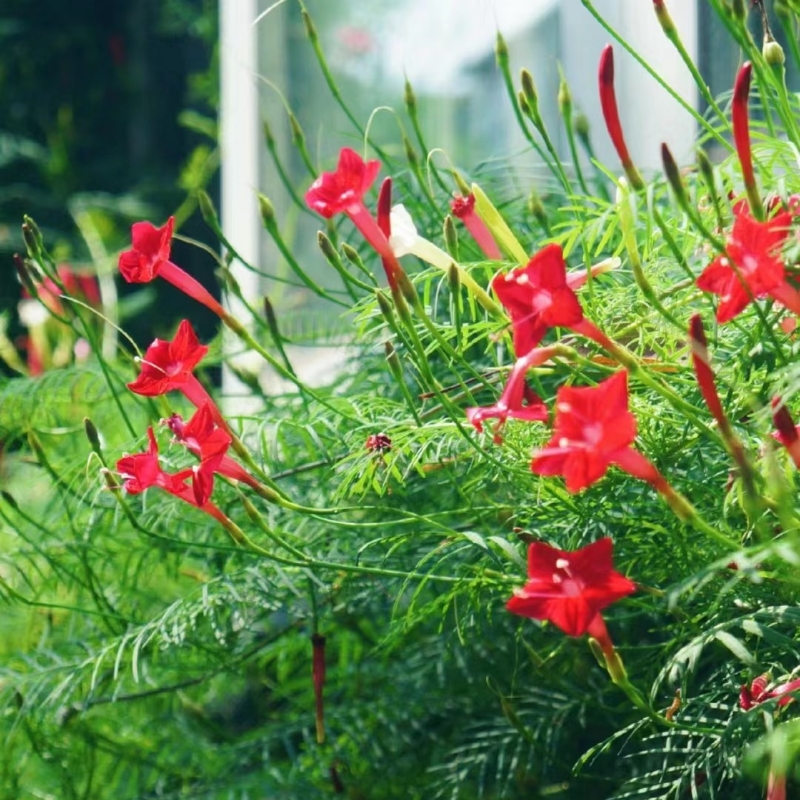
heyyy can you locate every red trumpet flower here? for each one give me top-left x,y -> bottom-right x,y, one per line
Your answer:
696,201 -> 800,323
450,193 -> 502,260
466,345 -> 555,442
118,217 -> 227,318
507,537 -> 636,638
306,148 -> 404,292
128,320 -> 226,426
305,148 -> 380,219
492,243 -> 611,357
598,45 -> 644,190
166,403 -> 260,488
531,371 -> 664,493
740,672 -> 800,710
116,427 -> 227,519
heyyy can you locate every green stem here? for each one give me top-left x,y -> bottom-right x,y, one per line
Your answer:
580,0 -> 732,152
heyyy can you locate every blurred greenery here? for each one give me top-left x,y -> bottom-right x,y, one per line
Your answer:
0,0 -> 221,354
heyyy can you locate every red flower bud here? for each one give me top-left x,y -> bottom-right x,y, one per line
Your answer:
598,46 -> 644,190
732,62 -> 764,219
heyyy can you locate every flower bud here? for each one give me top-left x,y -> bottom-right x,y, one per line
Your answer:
494,31 -> 509,68
452,171 -> 471,196
198,189 -> 220,228
696,149 -> 716,195
443,215 -> 458,259
574,113 -> 590,141
288,111 -> 305,147
447,261 -> 460,296
84,418 -> 107,464
262,296 -> 282,342
21,221 -> 41,260
557,73 -> 572,121
763,38 -> 785,67
403,77 -> 417,115
520,69 -> 538,111
661,143 -> 687,207
262,119 -> 275,150
341,243 -> 365,271
301,8 -> 318,43
258,193 -> 276,227
652,0 -> 676,36
13,254 -> 37,296
376,290 -> 395,327
403,135 -> 419,170
384,340 -> 402,374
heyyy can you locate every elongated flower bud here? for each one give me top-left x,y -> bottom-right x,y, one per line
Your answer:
403,77 -> 417,114
652,0 -> 676,36
661,143 -> 687,207
598,45 -> 644,190
443,215 -> 458,259
689,315 -> 727,427
732,62 -> 764,219
690,315 -> 757,500
377,178 -> 392,238
557,72 -> 572,121
21,222 -> 41,260
13,254 -> 37,296
495,31 -> 509,68
772,397 -> 800,468
520,69 -> 540,119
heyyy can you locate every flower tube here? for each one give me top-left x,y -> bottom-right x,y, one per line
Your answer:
119,217 -> 228,318
466,345 -> 557,442
116,427 -> 229,522
450,193 -> 502,260
128,319 -> 226,427
389,204 -> 502,315
305,147 -> 405,291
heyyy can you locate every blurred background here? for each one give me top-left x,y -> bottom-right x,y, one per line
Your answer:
0,0 -> 797,375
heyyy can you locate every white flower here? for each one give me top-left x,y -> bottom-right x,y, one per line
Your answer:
17,299 -> 49,328
388,204 -> 419,258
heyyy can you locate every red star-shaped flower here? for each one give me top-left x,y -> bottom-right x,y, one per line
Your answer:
697,202 -> 800,323
506,538 -> 636,637
116,427 -> 222,510
119,217 -> 175,283
740,672 -> 800,710
118,217 -> 227,318
531,371 -> 657,493
128,319 -> 208,397
305,147 -> 381,219
493,244 -> 585,357
165,402 -> 257,491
